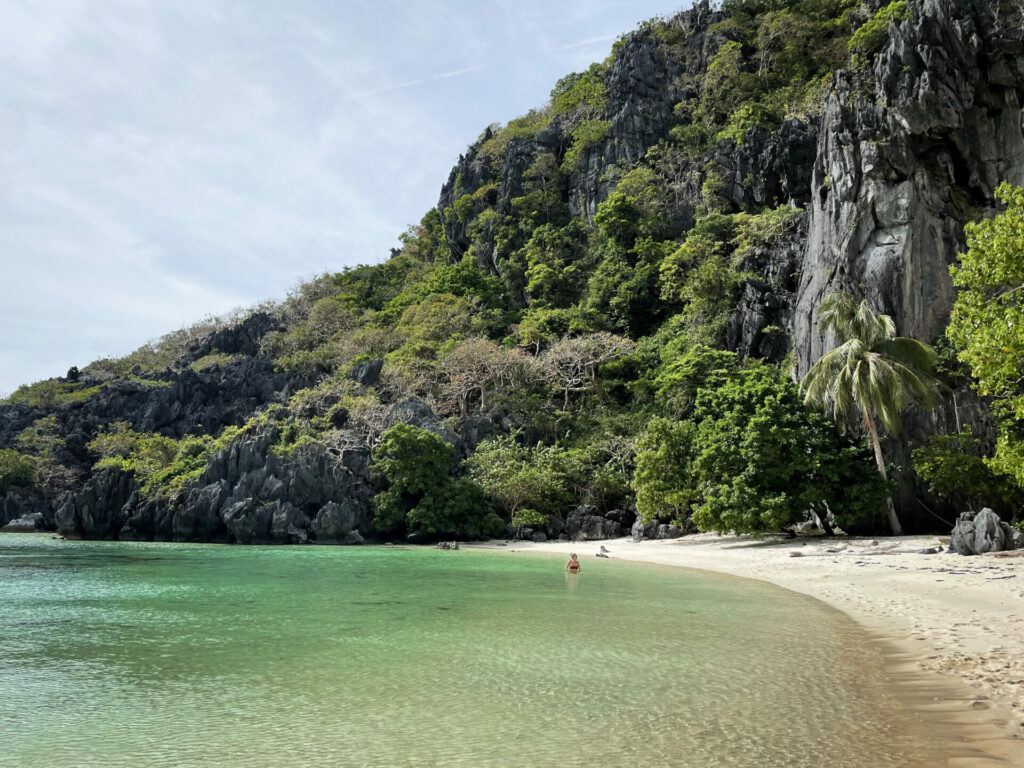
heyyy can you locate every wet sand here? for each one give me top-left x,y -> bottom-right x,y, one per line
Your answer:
468,534 -> 1024,766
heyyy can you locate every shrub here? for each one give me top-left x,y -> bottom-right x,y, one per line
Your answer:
848,2 -> 909,59
561,119 -> 612,173
2,380 -> 104,409
510,508 -> 550,534
692,365 -> 888,534
372,424 -> 499,539
0,449 -> 36,495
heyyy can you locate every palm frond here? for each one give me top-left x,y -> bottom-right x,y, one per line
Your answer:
801,342 -> 851,401
876,337 -> 938,374
888,359 -> 941,412
817,291 -> 858,339
807,291 -> 940,439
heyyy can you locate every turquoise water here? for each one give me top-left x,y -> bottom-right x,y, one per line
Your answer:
0,534 -> 946,767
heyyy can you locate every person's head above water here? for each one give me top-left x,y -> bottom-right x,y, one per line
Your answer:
570,553 -> 577,559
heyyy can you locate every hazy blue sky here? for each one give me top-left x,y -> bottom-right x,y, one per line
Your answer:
0,0 -> 688,395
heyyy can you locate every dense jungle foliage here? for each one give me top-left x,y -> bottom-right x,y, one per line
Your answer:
3,0 -> 1022,539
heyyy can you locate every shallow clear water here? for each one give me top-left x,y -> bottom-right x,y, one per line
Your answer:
0,533 -> 945,767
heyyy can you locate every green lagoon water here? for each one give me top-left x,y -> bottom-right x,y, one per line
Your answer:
0,533 -> 949,767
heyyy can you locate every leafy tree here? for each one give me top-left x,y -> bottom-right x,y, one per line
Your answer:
695,364 -> 887,535
0,449 -> 35,495
516,305 -> 603,354
654,345 -> 740,419
14,416 -> 77,499
464,435 -> 570,517
801,292 -> 940,534
633,419 -> 698,523
406,477 -> 503,539
594,168 -> 671,248
88,422 -> 216,499
371,424 -> 501,539
539,332 -> 635,408
550,63 -> 609,125
586,238 -> 674,336
511,153 -> 567,228
947,182 -> 1024,488
912,429 -> 1024,519
438,338 -> 532,417
510,508 -> 550,536
522,222 -> 592,307
848,2 -> 909,62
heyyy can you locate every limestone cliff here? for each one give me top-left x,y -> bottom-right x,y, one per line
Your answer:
3,0 -> 1023,542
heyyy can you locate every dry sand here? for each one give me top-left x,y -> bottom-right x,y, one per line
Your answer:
467,533 -> 1024,765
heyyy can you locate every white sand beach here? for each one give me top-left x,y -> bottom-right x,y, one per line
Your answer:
468,534 -> 1024,765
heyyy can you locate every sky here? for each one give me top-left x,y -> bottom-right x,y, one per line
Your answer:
0,0 -> 689,395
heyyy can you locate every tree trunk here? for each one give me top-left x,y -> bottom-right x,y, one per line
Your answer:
812,505 -> 835,536
864,411 -> 903,535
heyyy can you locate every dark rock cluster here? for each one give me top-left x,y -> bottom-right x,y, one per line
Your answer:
54,426 -> 375,545
949,508 -> 1024,555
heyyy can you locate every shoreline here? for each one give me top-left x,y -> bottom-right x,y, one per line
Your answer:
466,533 -> 1024,765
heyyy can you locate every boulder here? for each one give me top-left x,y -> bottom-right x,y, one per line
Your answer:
344,529 -> 364,545
564,505 -> 623,541
222,498 -> 271,544
347,358 -> 384,387
0,512 -> 45,532
310,501 -> 358,542
269,501 -> 309,544
949,508 -> 1020,556
632,517 -> 692,540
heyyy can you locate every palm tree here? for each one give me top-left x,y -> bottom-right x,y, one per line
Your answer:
800,292 -> 940,535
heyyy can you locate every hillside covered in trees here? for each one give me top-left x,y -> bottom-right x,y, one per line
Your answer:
2,0 -> 1023,544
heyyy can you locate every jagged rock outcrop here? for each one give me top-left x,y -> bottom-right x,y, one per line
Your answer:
0,404 -> 39,450
794,0 -> 1024,374
631,516 -> 694,540
55,468 -> 135,540
949,508 -> 1024,555
47,394 -> 460,544
181,311 -> 282,364
1,491 -> 52,529
62,426 -> 377,544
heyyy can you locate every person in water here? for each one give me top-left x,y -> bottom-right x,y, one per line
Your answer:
565,553 -> 581,574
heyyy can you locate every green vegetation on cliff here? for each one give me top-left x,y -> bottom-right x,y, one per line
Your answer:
3,0 -> 1021,539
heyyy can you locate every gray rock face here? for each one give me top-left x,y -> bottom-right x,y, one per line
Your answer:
631,516 -> 694,540
1,491 -> 53,529
564,504 -> 625,541
347,358 -> 384,388
949,508 -> 1022,555
55,468 -> 135,540
0,512 -> 45,532
793,0 -> 1024,376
